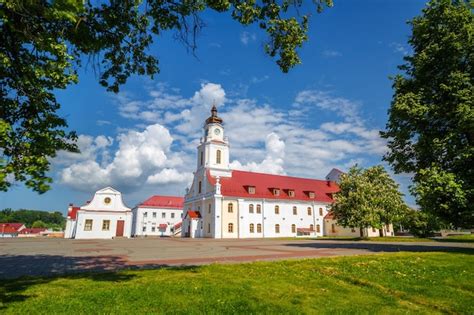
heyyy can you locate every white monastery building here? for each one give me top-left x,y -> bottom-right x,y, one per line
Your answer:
65,187 -> 133,239
182,106 -> 341,239
132,196 -> 184,237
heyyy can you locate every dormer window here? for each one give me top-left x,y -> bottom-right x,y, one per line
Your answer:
271,188 -> 280,196
287,190 -> 295,197
246,186 -> 256,194
305,191 -> 315,199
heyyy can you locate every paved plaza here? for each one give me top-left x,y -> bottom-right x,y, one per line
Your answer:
0,237 -> 472,279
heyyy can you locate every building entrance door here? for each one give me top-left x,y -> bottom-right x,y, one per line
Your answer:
116,220 -> 125,237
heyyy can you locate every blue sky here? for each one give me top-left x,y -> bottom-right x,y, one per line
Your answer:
1,0 -> 427,213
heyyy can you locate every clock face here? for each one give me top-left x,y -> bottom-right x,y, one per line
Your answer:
214,128 -> 221,135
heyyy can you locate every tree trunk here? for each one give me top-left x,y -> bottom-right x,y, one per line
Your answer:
359,227 -> 364,237
379,229 -> 384,237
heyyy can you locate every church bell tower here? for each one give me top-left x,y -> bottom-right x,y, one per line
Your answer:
196,105 -> 231,177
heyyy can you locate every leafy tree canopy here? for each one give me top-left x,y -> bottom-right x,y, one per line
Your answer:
380,0 -> 473,228
0,0 -> 333,193
332,165 -> 407,236
0,208 -> 65,228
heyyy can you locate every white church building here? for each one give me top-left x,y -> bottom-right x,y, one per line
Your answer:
65,187 -> 133,239
182,106 -> 340,238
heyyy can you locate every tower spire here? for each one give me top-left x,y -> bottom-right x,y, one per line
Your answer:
205,102 -> 223,125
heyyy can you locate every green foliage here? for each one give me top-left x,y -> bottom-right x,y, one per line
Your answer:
332,165 -> 407,234
381,0 -> 474,228
400,208 -> 443,238
1,253 -> 472,313
0,0 -> 333,193
31,220 -> 47,229
0,208 -> 65,229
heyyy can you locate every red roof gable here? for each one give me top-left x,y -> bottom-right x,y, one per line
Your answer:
139,195 -> 184,209
19,228 -> 47,234
207,170 -> 339,203
0,223 -> 25,232
68,206 -> 80,220
324,211 -> 335,219
186,210 -> 201,219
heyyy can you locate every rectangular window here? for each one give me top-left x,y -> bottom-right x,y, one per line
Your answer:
293,206 -> 297,215
152,227 -> 156,232
256,205 -> 261,214
273,188 -> 280,196
171,213 -> 175,219
331,224 -> 336,233
102,220 -> 110,231
144,212 -> 148,217
248,186 -> 255,194
162,212 -> 166,219
308,192 -> 315,199
142,226 -> 146,232
288,190 -> 295,197
84,219 -> 93,231
153,212 -> 156,218
257,224 -> 262,233
307,207 -> 312,216
208,223 -> 210,233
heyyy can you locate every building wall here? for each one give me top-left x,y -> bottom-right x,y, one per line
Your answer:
323,219 -> 395,237
132,207 -> 183,237
221,199 -> 238,238
217,198 -> 330,239
73,211 -> 132,239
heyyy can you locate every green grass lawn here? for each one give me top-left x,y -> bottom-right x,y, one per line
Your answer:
296,235 -> 474,243
1,252 -> 473,314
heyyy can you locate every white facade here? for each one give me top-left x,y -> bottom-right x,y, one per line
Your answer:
132,206 -> 183,237
64,187 -> 132,239
183,106 -> 336,239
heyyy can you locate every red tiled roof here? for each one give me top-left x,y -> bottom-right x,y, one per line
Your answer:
68,206 -> 80,220
0,223 -> 25,232
139,195 -> 184,209
19,228 -> 47,234
0,225 -> 20,234
174,222 -> 182,229
207,170 -> 339,203
186,210 -> 201,219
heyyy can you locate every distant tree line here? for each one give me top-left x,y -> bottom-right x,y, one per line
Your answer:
0,208 -> 65,231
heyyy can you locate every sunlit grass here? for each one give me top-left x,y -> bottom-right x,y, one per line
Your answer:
1,252 -> 473,314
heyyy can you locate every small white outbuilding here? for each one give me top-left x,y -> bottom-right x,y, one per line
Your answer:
64,187 -> 132,239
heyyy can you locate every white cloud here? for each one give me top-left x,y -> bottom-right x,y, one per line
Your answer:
240,31 -> 256,45
390,42 -> 409,55
59,124 -> 191,192
230,133 -> 286,175
147,169 -> 193,184
322,50 -> 342,57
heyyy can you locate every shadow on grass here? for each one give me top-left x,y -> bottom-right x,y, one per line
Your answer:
0,254 -> 198,310
285,241 -> 474,255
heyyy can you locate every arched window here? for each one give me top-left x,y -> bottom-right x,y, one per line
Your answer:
198,181 -> 202,193
250,223 -> 254,233
293,206 -> 297,215
249,204 -> 254,214
200,151 -> 203,166
256,205 -> 261,214
291,224 -> 296,233
216,150 -> 221,164
275,205 -> 279,214
316,224 -> 320,233
228,203 -> 233,213
275,224 -> 280,233
319,207 -> 323,216
310,224 -> 314,231
307,207 -> 312,216
257,224 -> 262,233
208,204 -> 211,213
228,223 -> 234,233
